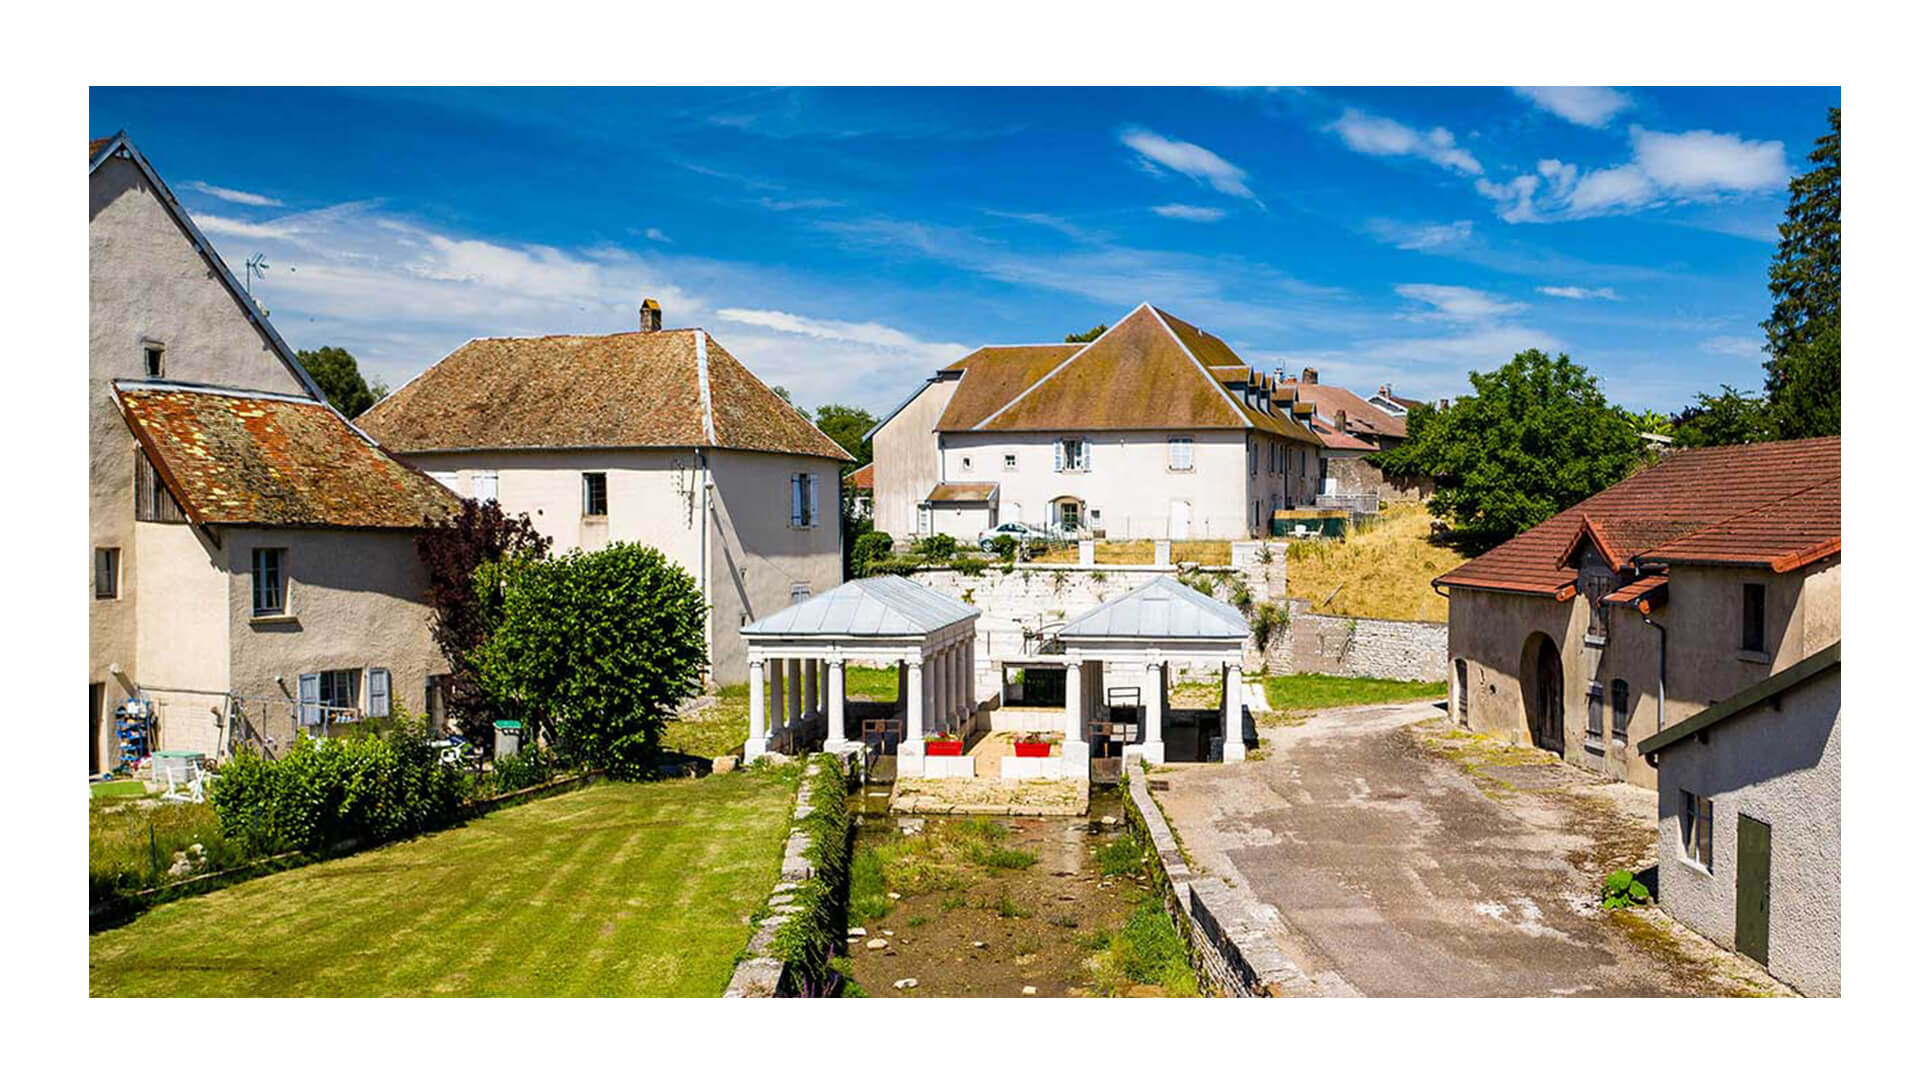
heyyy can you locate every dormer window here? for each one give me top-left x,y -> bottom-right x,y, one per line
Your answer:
142,340 -> 165,378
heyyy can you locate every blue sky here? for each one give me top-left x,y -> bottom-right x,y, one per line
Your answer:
90,86 -> 1839,416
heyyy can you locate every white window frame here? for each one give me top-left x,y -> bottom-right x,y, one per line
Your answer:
251,547 -> 287,617
368,667 -> 392,718
1054,436 -> 1089,474
582,472 -> 609,517
1002,453 -> 1018,472
94,547 -> 120,600
1678,789 -> 1714,871
1167,436 -> 1194,472
473,470 -> 499,504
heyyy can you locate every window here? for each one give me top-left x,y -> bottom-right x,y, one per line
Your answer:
93,547 -> 120,600
251,547 -> 286,616
960,455 -> 974,473
300,668 -> 364,728
368,667 -> 391,718
582,472 -> 608,517
1585,681 -> 1604,745
1167,436 -> 1194,472
142,341 -> 165,378
791,473 -> 819,528
1055,437 -> 1088,473
1002,453 -> 1017,472
1611,679 -> 1630,742
319,669 -> 360,709
791,582 -> 813,604
1679,789 -> 1714,870
1248,439 -> 1257,477
1741,582 -> 1766,654
473,470 -> 498,503
134,450 -> 188,523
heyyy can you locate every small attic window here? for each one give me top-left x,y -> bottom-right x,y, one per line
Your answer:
142,341 -> 165,378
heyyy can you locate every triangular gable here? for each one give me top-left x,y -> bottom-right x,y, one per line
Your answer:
1059,576 -> 1249,640
1558,514 -> 1626,572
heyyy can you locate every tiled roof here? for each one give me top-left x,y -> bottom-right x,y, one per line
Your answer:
357,330 -> 851,461
950,305 -> 1312,442
117,383 -> 462,529
1303,416 -> 1377,451
926,482 -> 997,503
89,137 -> 113,161
936,344 -> 1081,430
847,462 -> 874,489
1436,436 -> 1841,596
1277,382 -> 1408,441
1602,574 -> 1669,612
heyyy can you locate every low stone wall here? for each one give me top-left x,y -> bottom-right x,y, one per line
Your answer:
1124,768 -> 1308,997
724,755 -> 848,998
1267,598 -> 1447,683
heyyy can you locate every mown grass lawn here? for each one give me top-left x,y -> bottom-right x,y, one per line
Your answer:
1263,673 -> 1446,711
90,770 -> 799,997
662,665 -> 902,761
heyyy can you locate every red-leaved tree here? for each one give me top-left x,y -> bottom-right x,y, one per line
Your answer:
417,499 -> 551,743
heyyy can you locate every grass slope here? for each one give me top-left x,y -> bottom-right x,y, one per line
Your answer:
664,666 -> 901,761
90,771 -> 797,997
1262,673 -> 1446,712
1285,503 -> 1459,622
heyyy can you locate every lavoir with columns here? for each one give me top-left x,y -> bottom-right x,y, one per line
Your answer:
739,574 -> 1251,779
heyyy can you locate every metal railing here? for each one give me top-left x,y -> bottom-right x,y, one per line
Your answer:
1315,492 -> 1381,514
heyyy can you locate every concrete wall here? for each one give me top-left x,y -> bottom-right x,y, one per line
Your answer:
1447,557 -> 1842,790
871,378 -> 954,539
89,153 -> 316,770
939,429 -> 1256,539
1655,665 -> 1840,996
221,527 -> 442,753
1269,599 -> 1447,683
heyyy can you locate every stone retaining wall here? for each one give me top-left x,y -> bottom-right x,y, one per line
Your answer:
1124,768 -> 1308,996
1266,598 -> 1447,683
724,756 -> 845,998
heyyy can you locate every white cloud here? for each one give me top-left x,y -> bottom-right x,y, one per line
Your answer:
644,227 -> 672,243
1151,204 -> 1228,222
1514,87 -> 1632,128
1395,283 -> 1526,322
1480,127 -> 1787,222
1537,285 -> 1622,301
188,181 -> 283,207
1700,335 -> 1763,358
716,307 -> 967,356
192,213 -> 302,240
1367,218 -> 1472,250
1329,108 -> 1482,175
1120,128 -> 1259,201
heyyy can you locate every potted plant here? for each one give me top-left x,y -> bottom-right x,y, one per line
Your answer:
925,731 -> 964,756
1013,732 -> 1055,758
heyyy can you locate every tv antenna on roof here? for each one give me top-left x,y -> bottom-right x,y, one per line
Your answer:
244,253 -> 269,298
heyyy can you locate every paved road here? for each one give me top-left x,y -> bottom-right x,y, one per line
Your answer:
1157,701 -> 1779,997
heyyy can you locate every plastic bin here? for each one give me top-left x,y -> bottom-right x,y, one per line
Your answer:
494,719 -> 524,758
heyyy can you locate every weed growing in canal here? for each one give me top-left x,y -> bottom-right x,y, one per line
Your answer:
994,891 -> 1033,919
850,846 -> 892,922
1097,834 -> 1146,877
940,893 -> 968,911
907,915 -> 928,928
971,844 -> 1040,870
1091,900 -> 1199,997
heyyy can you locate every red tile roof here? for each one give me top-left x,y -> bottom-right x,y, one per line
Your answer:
1602,574 -> 1669,613
1436,436 -> 1841,596
847,462 -> 875,489
117,383 -> 462,529
1276,381 -> 1408,441
358,329 -> 850,462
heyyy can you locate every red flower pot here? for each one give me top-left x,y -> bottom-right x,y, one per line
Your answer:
1014,741 -> 1052,758
925,740 -> 964,756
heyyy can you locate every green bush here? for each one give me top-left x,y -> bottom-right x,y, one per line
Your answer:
987,534 -> 1019,561
851,531 -> 894,578
951,556 -> 989,577
772,755 -> 853,996
1601,868 -> 1652,910
912,533 -> 959,562
210,714 -> 471,856
476,542 -> 708,779
866,555 -> 924,576
488,745 -> 557,794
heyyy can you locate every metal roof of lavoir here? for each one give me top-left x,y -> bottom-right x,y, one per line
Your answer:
1058,576 -> 1250,640
740,576 -> 978,638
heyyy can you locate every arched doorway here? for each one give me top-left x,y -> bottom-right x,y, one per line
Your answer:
1520,633 -> 1565,755
1052,497 -> 1085,535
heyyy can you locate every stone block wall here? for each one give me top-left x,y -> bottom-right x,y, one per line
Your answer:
1266,598 -> 1447,683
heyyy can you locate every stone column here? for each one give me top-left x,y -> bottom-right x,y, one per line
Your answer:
896,660 -> 907,711
1222,661 -> 1245,762
745,658 -> 768,760
1141,660 -> 1165,765
825,660 -> 846,753
787,658 -> 804,737
768,658 -> 787,738
802,659 -> 820,724
1062,656 -> 1089,772
901,658 -> 925,774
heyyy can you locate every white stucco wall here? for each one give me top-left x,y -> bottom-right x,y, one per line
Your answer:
1654,665 -> 1840,996
871,378 -> 955,539
705,449 -> 845,682
131,522 -> 232,756
938,430 -> 1258,539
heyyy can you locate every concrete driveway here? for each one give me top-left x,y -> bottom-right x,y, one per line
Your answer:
1156,701 -> 1783,996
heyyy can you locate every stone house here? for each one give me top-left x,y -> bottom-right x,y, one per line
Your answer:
1637,642 -> 1839,996
89,134 -> 460,768
1273,370 -> 1431,506
867,303 -> 1323,542
1435,436 -> 1841,789
357,302 -> 854,683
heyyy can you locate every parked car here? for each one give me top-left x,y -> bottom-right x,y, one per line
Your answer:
978,522 -> 1052,553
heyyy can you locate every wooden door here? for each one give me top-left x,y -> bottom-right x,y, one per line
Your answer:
1736,815 -> 1771,967
1532,640 -> 1564,755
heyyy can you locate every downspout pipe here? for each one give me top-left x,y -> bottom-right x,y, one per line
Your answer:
1640,610 -> 1666,768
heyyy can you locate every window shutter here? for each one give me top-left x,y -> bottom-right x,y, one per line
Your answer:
1054,440 -> 1065,472
368,668 -> 391,718
808,473 -> 820,527
1081,438 -> 1091,471
791,474 -> 804,526
298,673 -> 321,728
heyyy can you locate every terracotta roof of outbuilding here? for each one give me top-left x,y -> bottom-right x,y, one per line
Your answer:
1277,382 -> 1408,440
947,305 -> 1314,443
116,382 -> 461,529
1602,574 -> 1669,610
1435,436 -> 1842,597
926,482 -> 997,503
847,462 -> 874,489
357,330 -> 851,461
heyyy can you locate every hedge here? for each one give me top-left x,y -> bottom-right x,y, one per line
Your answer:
771,754 -> 853,996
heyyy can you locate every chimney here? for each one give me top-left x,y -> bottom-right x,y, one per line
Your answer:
1301,367 -> 1319,385
1378,383 -> 1392,398
1335,408 -> 1348,432
1273,367 -> 1288,385
640,297 -> 663,332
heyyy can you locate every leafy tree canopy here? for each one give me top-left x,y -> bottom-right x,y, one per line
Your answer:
297,345 -> 387,418
1674,384 -> 1777,449
1762,107 -> 1840,440
814,403 -> 877,465
1065,324 -> 1108,343
1368,349 -> 1649,550
415,500 -> 551,744
475,543 -> 708,778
